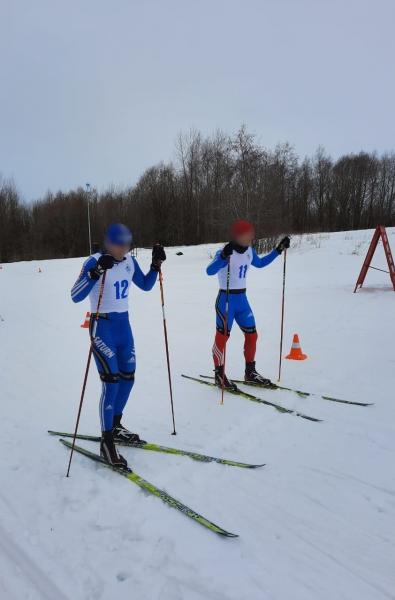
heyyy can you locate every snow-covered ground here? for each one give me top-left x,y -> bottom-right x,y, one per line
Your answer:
0,228 -> 394,600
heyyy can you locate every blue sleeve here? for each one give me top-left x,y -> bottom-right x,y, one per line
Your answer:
70,256 -> 98,303
251,248 -> 280,268
132,257 -> 157,291
206,250 -> 227,275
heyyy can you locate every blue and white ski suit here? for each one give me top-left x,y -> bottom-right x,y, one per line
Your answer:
71,252 -> 157,431
206,246 -> 279,366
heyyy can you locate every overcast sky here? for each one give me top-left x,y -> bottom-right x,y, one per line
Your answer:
1,0 -> 394,201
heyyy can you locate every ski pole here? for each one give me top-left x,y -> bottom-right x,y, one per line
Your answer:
277,249 -> 287,382
66,271 -> 107,477
158,269 -> 177,435
220,259 -> 231,405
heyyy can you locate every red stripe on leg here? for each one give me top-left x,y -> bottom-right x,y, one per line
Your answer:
212,331 -> 229,367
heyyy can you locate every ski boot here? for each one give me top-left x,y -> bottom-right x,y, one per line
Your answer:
100,431 -> 128,469
245,361 -> 275,387
214,366 -> 238,391
112,414 -> 146,444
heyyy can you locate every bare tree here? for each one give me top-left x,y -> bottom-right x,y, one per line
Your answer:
1,127 -> 394,262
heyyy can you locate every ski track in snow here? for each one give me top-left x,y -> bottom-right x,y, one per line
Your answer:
0,511 -> 69,600
0,228 -> 394,599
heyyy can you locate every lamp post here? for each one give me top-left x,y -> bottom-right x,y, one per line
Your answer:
85,183 -> 92,255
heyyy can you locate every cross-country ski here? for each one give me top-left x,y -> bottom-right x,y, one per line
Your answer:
182,374 -> 322,422
198,375 -> 373,407
48,430 -> 265,468
60,439 -> 238,537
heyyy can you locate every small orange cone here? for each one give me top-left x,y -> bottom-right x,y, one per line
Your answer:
80,312 -> 91,328
285,334 -> 307,360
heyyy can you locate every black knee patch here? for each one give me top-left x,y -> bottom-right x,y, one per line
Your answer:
240,326 -> 257,334
119,371 -> 135,381
99,373 -> 119,383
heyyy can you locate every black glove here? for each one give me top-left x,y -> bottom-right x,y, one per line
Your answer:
276,236 -> 291,254
151,244 -> 166,272
88,254 -> 115,280
221,242 -> 235,259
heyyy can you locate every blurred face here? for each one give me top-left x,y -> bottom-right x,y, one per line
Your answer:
234,232 -> 254,247
105,242 -> 130,260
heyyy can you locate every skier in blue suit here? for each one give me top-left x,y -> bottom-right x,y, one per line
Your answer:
207,219 -> 290,390
71,223 -> 166,468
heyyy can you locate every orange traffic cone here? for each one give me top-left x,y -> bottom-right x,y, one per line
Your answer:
285,334 -> 307,360
80,312 -> 91,328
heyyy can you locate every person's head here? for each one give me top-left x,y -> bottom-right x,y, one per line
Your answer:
104,223 -> 133,260
231,220 -> 255,247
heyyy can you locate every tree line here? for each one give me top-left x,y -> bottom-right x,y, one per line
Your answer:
1,126 -> 395,262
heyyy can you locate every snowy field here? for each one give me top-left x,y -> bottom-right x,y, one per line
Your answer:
0,228 -> 394,600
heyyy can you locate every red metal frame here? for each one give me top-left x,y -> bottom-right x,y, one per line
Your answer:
354,225 -> 395,292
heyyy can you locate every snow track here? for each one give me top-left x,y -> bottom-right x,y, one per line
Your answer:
0,228 -> 394,599
0,517 -> 69,600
